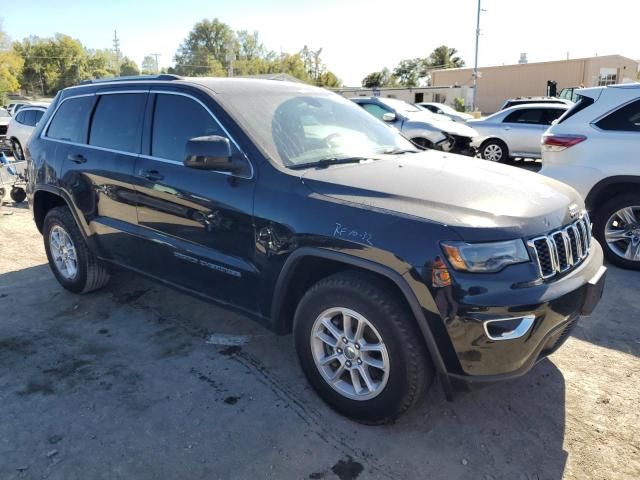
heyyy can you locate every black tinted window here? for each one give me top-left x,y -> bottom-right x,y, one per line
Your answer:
23,110 -> 36,126
596,99 -> 640,132
543,108 -> 566,125
151,94 -> 223,161
504,108 -> 545,124
47,96 -> 94,143
89,93 -> 146,153
34,110 -> 44,124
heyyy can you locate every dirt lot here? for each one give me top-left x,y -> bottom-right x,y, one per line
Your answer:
0,201 -> 638,480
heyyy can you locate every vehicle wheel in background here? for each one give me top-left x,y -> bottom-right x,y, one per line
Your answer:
11,139 -> 24,161
293,271 -> 434,424
10,187 -> 26,203
43,206 -> 111,293
593,193 -> 640,270
480,139 -> 508,162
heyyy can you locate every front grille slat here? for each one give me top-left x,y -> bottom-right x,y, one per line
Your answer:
528,213 -> 592,279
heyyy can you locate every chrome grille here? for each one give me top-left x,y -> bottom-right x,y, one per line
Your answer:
528,213 -> 592,279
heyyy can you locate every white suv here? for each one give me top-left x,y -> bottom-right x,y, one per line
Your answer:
540,83 -> 640,270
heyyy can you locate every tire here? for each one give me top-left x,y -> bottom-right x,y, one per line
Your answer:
10,187 -> 26,203
293,271 -> 434,424
592,193 -> 640,270
480,139 -> 508,162
12,139 -> 24,161
43,206 -> 110,293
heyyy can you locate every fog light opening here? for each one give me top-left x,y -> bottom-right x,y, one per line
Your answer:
484,315 -> 536,341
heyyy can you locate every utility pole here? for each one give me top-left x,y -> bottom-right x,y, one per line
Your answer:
151,53 -> 160,73
472,0 -> 482,112
113,30 -> 122,76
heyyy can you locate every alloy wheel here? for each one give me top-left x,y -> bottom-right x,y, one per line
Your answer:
310,307 -> 390,401
604,206 -> 640,262
49,225 -> 79,280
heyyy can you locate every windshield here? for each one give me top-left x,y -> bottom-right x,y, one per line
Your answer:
377,97 -> 422,113
221,92 -> 416,168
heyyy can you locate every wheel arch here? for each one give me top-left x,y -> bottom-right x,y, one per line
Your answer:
271,248 -> 449,379
32,187 -> 86,237
585,176 -> 640,212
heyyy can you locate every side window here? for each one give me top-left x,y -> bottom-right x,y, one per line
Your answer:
543,108 -> 565,125
34,110 -> 45,125
15,111 -> 25,124
47,96 -> 94,143
151,94 -> 224,161
504,108 -> 544,124
89,93 -> 147,153
360,103 -> 389,121
595,99 -> 640,132
23,110 -> 36,127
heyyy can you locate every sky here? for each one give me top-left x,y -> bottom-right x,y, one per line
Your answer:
2,0 -> 639,86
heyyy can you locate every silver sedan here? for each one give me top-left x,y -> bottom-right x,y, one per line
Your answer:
468,103 -> 569,162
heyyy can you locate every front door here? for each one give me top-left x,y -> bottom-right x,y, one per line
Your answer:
134,90 -> 258,311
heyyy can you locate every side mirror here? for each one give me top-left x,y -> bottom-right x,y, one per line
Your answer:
183,135 -> 245,174
382,112 -> 396,122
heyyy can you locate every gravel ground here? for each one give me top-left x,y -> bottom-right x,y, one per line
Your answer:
0,201 -> 638,480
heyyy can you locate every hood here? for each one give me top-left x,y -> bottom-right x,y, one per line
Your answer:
404,111 -> 478,138
301,152 -> 583,240
0,117 -> 10,126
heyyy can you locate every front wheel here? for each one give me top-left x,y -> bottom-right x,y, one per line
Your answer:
293,272 -> 433,424
10,187 -> 26,203
480,139 -> 508,162
43,206 -> 110,293
11,139 -> 24,161
593,193 -> 640,270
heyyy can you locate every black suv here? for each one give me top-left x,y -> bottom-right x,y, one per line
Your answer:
26,75 -> 606,424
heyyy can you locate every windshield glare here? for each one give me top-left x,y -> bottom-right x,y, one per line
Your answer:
223,92 -> 416,167
378,98 -> 422,113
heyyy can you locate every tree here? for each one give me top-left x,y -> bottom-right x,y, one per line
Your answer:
236,30 -> 266,61
174,18 -> 236,76
426,45 -> 465,70
86,49 -> 117,79
317,70 -> 341,88
361,68 -> 398,88
393,58 -> 424,87
119,57 -> 140,76
0,25 -> 23,98
141,55 -> 157,74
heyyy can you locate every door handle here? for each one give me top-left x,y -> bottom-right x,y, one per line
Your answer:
140,169 -> 164,181
67,154 -> 87,164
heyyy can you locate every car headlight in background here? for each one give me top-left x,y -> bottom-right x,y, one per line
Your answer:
441,240 -> 529,273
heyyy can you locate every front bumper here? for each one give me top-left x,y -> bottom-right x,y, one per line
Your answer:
441,240 -> 606,388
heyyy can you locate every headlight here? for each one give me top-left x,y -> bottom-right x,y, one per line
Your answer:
441,240 -> 529,273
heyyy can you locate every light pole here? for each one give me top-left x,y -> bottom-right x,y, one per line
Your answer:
472,0 -> 482,112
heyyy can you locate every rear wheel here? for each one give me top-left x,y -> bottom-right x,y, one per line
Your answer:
593,193 -> 640,270
43,206 -> 110,293
293,272 -> 433,424
480,139 -> 508,162
10,187 -> 26,203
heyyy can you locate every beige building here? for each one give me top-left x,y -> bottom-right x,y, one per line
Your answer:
431,55 -> 639,114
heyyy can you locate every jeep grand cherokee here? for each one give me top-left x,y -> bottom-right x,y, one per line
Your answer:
26,75 -> 606,424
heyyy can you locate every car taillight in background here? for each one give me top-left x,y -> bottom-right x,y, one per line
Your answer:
542,134 -> 587,152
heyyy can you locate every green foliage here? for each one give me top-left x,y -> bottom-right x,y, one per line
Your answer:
141,55 -> 157,74
0,25 -> 23,95
393,58 -> 425,87
427,45 -> 465,69
361,68 -> 398,88
173,18 -> 236,76
453,97 -> 465,112
119,57 -> 140,76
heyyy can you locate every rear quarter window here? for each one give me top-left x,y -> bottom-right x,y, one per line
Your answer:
557,95 -> 595,124
595,99 -> 640,132
47,96 -> 95,143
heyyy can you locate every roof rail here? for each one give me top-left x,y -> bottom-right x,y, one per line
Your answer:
79,74 -> 181,85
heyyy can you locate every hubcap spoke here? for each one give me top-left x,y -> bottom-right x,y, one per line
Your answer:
617,207 -> 638,227
624,241 -> 640,260
353,317 -> 365,342
342,314 -> 353,341
315,331 -> 337,347
320,352 -> 341,366
362,355 -> 385,370
350,368 -> 363,394
331,363 -> 346,383
605,228 -> 628,242
321,317 -> 344,341
357,365 -> 375,393
359,341 -> 384,353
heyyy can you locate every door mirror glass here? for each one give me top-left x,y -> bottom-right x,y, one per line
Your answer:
183,135 -> 243,173
382,112 -> 396,122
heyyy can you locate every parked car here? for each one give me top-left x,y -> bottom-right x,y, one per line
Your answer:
500,97 -> 574,111
417,102 -> 473,123
27,75 -> 606,423
0,108 -> 11,153
6,106 -> 47,160
540,83 -> 640,270
351,97 -> 478,156
468,103 -> 569,161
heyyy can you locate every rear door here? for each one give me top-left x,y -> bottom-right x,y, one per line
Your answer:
502,107 -> 549,156
134,89 -> 258,311
46,89 -> 148,266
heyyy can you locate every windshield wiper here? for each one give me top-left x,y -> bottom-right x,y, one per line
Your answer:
287,157 -> 373,170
